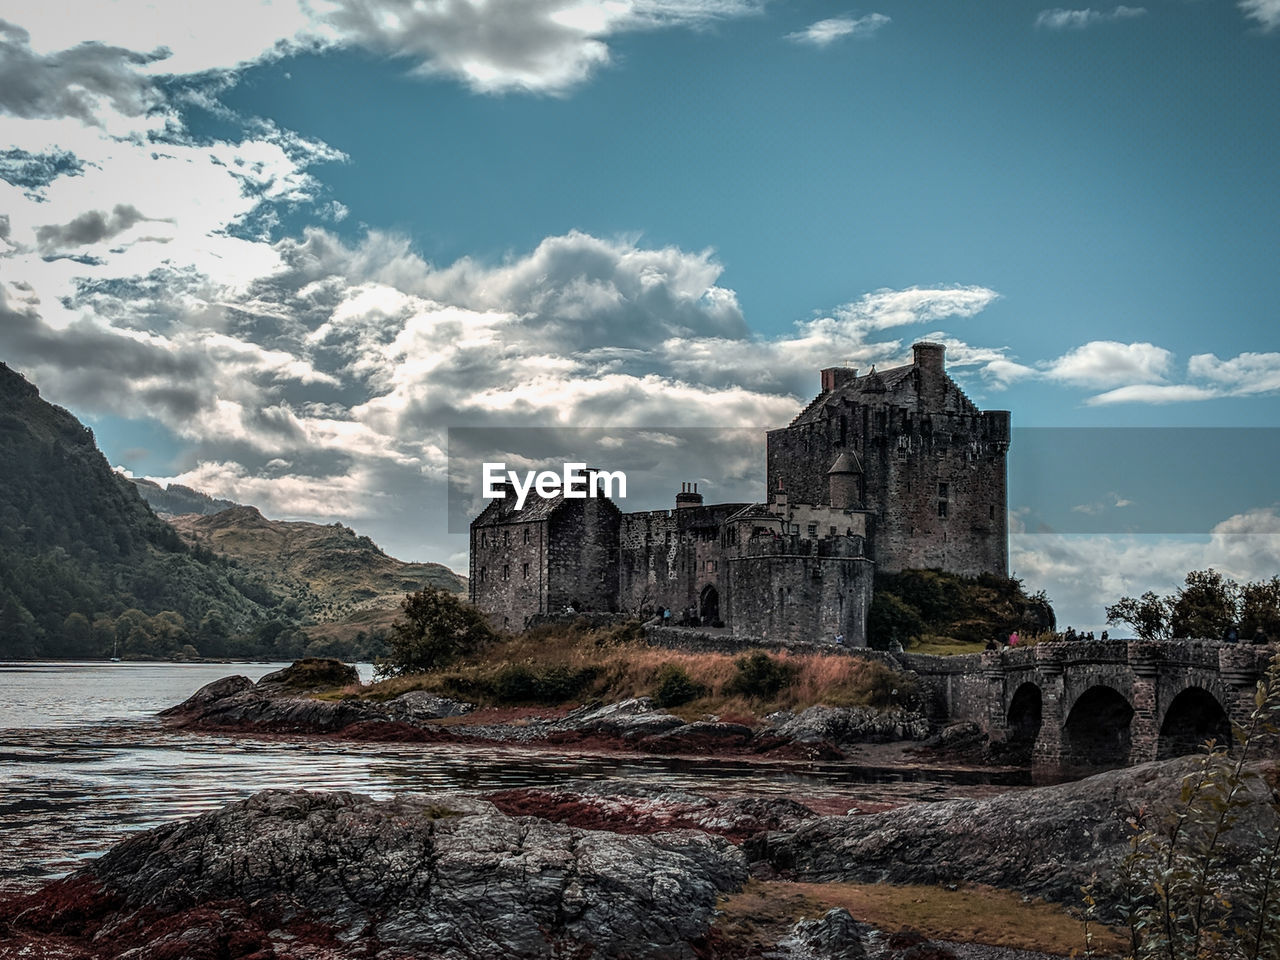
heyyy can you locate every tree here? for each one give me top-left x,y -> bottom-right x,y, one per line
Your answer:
1240,577 -> 1280,641
1171,569 -> 1240,640
377,587 -> 496,677
1107,591 -> 1175,641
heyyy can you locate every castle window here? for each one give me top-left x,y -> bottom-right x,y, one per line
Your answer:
790,524 -> 800,535
481,532 -> 488,547
523,528 -> 530,544
522,562 -> 530,579
503,530 -> 510,546
937,501 -> 948,519
938,482 -> 949,499
479,566 -> 487,582
502,564 -> 510,581
807,523 -> 817,538
989,504 -> 996,520
830,526 -> 837,536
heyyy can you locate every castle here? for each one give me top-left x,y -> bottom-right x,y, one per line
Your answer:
469,342 -> 1010,646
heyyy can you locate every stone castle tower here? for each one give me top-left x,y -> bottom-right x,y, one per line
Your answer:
766,342 -> 1010,576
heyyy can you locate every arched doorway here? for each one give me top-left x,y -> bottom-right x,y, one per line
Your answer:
1158,687 -> 1231,759
1062,686 -> 1134,768
1007,682 -> 1043,745
699,584 -> 720,626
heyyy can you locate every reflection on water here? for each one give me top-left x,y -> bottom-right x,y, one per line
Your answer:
0,661 -> 1033,887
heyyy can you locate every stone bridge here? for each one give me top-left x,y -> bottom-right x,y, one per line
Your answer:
901,640 -> 1277,766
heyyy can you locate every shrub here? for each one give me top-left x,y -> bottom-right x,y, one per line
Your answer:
652,663 -> 706,707
724,652 -> 798,700
492,663 -> 598,704
378,587 -> 496,677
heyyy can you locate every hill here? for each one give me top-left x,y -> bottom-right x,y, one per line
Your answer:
165,506 -> 466,638
131,478 -> 239,516
0,362 -> 278,659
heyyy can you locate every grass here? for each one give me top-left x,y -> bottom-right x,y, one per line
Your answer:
322,620 -> 919,721
715,879 -> 1127,956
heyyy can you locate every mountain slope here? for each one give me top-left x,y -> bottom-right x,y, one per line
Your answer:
131,478 -> 239,516
165,506 -> 466,627
0,362 -> 276,658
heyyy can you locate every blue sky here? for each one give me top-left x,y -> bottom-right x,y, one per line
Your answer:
2,0 -> 1278,630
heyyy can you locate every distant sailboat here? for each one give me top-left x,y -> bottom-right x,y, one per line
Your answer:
111,635 -> 121,663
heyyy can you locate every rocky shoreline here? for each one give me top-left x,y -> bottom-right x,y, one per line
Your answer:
7,661 -> 1277,959
5,756 -> 1275,959
159,661 -> 934,762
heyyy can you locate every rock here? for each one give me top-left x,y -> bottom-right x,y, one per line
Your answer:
554,698 -> 686,738
5,789 -> 747,959
255,657 -> 360,691
777,908 -> 877,959
641,721 -> 756,751
156,674 -> 252,717
486,784 -> 816,841
772,705 -> 931,745
749,755 -> 1280,915
383,689 -> 474,721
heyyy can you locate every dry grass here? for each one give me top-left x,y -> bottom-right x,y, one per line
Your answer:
716,879 -> 1126,956
335,621 -> 917,719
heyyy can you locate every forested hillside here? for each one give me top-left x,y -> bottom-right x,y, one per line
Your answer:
0,362 -> 280,659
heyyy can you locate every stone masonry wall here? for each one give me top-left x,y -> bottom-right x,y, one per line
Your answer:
469,518 -> 550,632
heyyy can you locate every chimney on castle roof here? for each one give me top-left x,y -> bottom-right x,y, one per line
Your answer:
676,481 -> 703,509
821,366 -> 858,392
912,341 -> 946,373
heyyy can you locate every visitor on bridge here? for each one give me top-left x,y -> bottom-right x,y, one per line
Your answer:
1252,626 -> 1269,646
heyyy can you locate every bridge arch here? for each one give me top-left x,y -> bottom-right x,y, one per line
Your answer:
1062,684 -> 1134,768
1006,682 -> 1043,747
1158,686 -> 1231,760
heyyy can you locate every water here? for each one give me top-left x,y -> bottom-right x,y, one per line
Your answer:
0,661 -> 1031,888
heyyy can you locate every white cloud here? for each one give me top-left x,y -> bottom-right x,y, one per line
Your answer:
785,13 -> 890,47
1188,351 -> 1280,396
1085,383 -> 1220,405
1240,0 -> 1280,31
1034,6 -> 1146,30
0,0 -> 765,111
1043,339 -> 1173,388
1012,507 -> 1280,634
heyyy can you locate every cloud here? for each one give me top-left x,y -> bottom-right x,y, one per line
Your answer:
0,20 -> 161,124
1034,6 -> 1146,29
1240,0 -> 1280,31
1084,383 -> 1219,405
35,203 -> 155,253
3,0 -> 765,108
1042,339 -> 1173,388
1012,507 -> 1280,633
785,13 -> 890,47
1188,351 -> 1280,396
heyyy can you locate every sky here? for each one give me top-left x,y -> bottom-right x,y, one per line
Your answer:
1,0 -> 1278,632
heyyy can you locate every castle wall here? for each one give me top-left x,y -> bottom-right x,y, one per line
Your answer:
617,510 -> 686,615
546,499 -> 621,615
726,536 -> 873,646
469,519 -> 550,632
